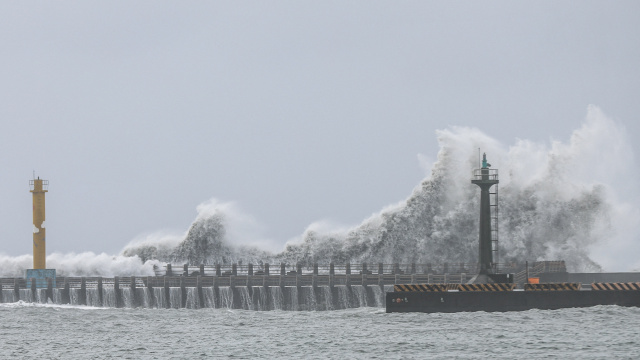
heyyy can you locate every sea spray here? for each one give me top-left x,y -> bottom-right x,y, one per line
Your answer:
0,252 -> 159,277
120,107 -> 637,271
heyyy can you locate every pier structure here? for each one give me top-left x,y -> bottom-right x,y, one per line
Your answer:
1,261 -> 566,309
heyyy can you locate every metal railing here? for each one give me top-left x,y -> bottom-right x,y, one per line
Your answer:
514,261 -> 567,285
1,261 -> 566,290
472,168 -> 499,181
157,263 -> 504,277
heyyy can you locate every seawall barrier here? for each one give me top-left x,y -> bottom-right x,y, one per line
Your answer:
1,261 -> 567,310
0,273 -> 473,310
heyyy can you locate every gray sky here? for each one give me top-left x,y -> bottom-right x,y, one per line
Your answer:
1,1 -> 639,257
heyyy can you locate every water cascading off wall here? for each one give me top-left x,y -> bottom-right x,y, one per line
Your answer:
0,284 -> 390,311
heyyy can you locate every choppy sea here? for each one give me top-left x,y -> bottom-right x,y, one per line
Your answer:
1,302 -> 639,359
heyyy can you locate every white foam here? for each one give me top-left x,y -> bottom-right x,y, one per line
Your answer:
0,300 -> 107,310
0,252 -> 159,277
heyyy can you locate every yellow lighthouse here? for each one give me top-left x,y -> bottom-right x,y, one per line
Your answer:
29,177 -> 49,269
30,177 -> 48,269
26,176 -> 55,288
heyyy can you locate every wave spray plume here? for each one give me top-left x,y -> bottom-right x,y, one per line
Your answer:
121,106 -> 639,273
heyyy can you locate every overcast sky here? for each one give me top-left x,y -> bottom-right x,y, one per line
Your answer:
1,1 -> 639,257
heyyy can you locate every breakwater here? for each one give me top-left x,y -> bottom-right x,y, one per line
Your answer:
0,262 -> 484,310
0,274 -> 472,310
1,262 -> 563,310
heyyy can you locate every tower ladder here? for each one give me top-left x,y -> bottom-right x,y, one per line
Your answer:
490,184 -> 499,272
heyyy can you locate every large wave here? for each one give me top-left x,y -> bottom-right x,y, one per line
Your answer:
120,106 -> 639,272
2,106 -> 637,276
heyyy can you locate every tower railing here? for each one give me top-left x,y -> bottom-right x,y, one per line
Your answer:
29,179 -> 49,191
471,168 -> 499,181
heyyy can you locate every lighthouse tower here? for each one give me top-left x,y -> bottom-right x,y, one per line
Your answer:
471,153 -> 499,275
26,176 -> 56,288
31,177 -> 48,269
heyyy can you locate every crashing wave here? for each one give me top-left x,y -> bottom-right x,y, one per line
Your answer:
121,106 -> 637,272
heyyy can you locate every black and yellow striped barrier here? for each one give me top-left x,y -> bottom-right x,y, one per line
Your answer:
458,283 -> 516,291
393,284 -> 458,292
394,283 -> 516,292
591,282 -> 640,291
524,283 -> 580,291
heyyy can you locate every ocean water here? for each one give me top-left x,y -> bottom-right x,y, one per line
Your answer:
1,302 -> 639,359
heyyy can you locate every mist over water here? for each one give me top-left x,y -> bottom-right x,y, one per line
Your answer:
0,252 -> 159,277
1,106 -> 637,276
